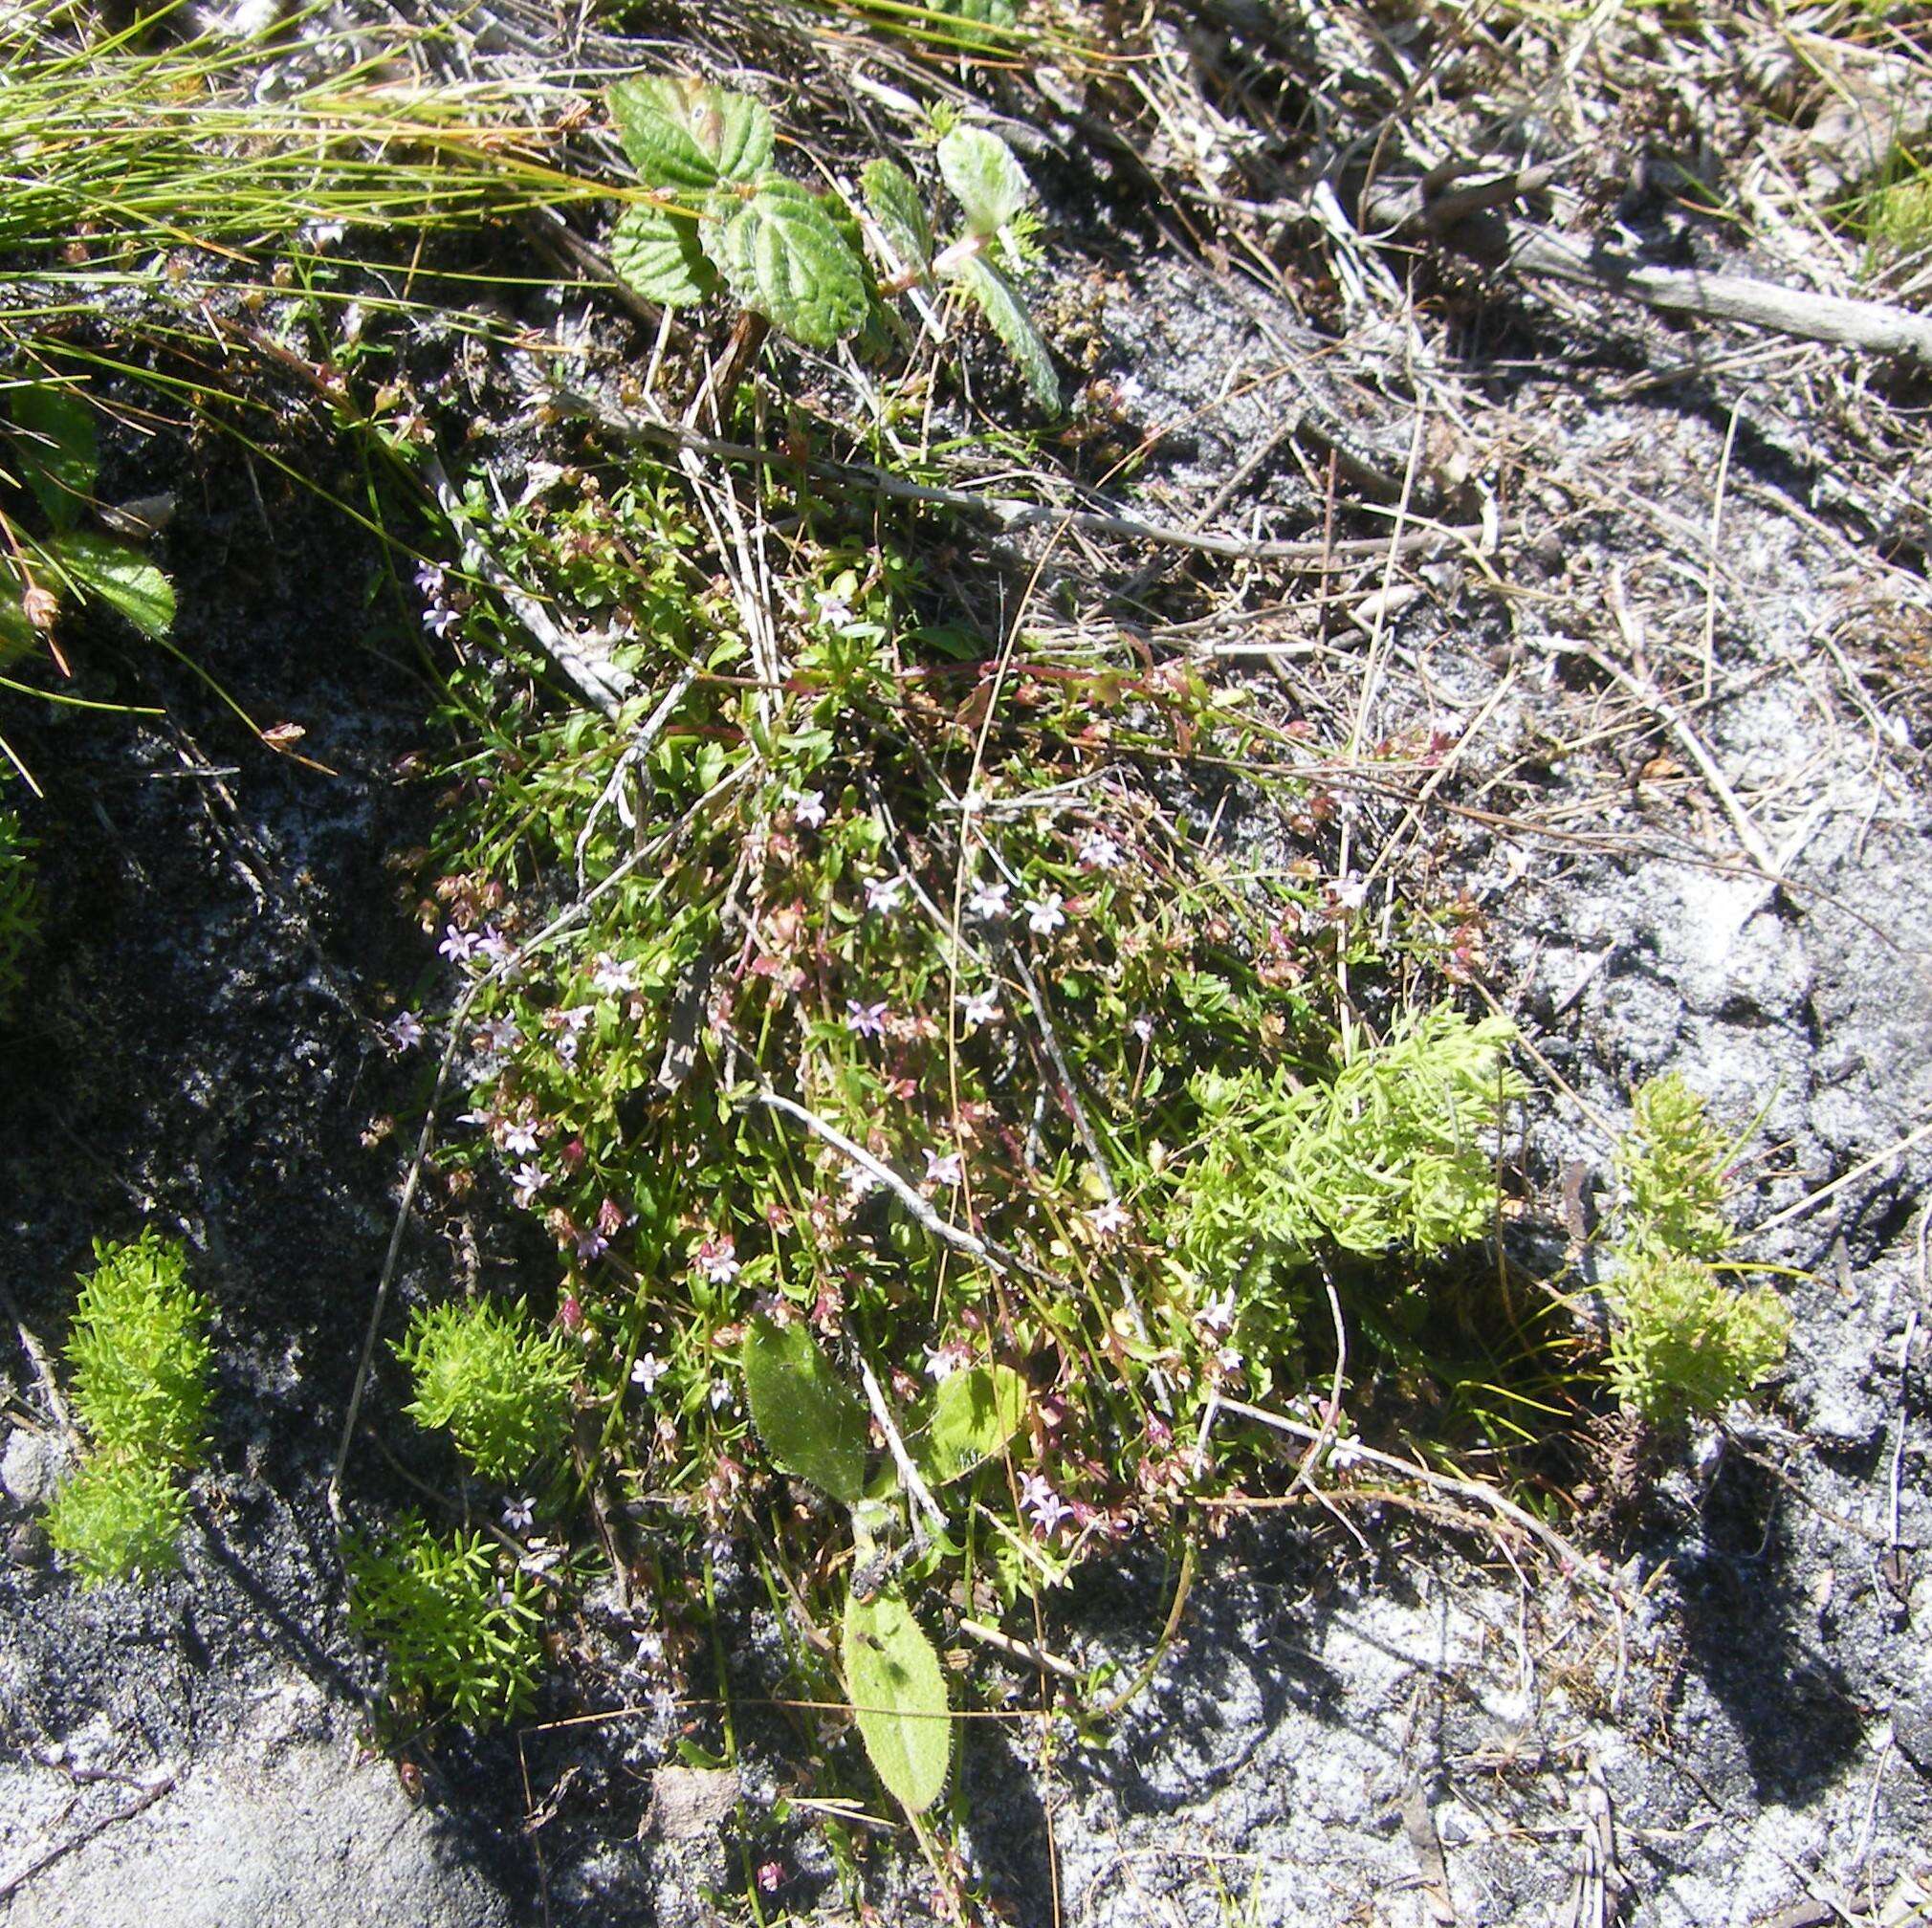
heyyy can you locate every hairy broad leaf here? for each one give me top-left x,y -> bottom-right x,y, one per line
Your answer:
919,1365 -> 1027,1485
51,529 -> 173,638
607,77 -> 773,190
11,382 -> 98,531
860,159 -> 933,275
610,202 -> 718,307
936,125 -> 1032,238
740,1313 -> 868,1505
844,1590 -> 951,1812
944,252 -> 1061,416
702,178 -> 869,348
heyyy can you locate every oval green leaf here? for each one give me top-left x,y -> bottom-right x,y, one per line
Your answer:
607,77 -> 773,191
860,159 -> 933,275
740,1313 -> 868,1505
610,202 -> 718,308
844,1589 -> 951,1813
943,252 -> 1061,417
50,529 -> 174,639
11,382 -> 99,531
936,125 -> 1032,238
919,1364 -> 1028,1485
702,178 -> 869,349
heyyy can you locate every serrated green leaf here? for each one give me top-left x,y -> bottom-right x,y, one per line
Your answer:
607,77 -> 773,190
610,202 -> 718,307
844,1590 -> 951,1812
944,252 -> 1062,416
740,1314 -> 868,1505
860,159 -> 933,275
11,382 -> 99,531
936,125 -> 1032,238
50,529 -> 174,639
702,178 -> 869,349
918,1365 -> 1028,1485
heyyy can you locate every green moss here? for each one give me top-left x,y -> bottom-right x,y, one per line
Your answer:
396,1297 -> 577,1481
66,1231 -> 212,1463
347,1515 -> 545,1726
45,1452 -> 188,1586
1607,1248 -> 1789,1428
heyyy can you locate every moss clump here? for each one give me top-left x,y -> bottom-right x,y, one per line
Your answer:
396,1297 -> 577,1481
47,1232 -> 211,1586
1607,1248 -> 1790,1428
347,1515 -> 545,1726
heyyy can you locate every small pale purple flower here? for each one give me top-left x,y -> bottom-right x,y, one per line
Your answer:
924,1340 -> 970,1382
510,1162 -> 547,1208
708,1379 -> 734,1412
575,1228 -> 609,1262
865,874 -> 908,916
1026,892 -> 1066,936
845,999 -> 889,1040
1020,1472 -> 1075,1536
693,1236 -> 740,1285
591,953 -> 637,996
472,925 -> 514,967
502,1496 -> 535,1533
1131,1013 -> 1156,1043
500,1120 -> 540,1157
1198,1288 -> 1237,1336
474,1014 -> 520,1055
924,1147 -> 964,1187
960,988 -> 1002,1028
555,1003 -> 596,1035
630,1351 -> 669,1391
423,603 -> 462,639
1078,831 -> 1123,871
555,1030 -> 581,1067
438,925 -> 480,963
757,1861 -> 785,1895
792,788 -> 826,828
967,880 -> 1010,922
413,561 -> 447,599
1088,1198 -> 1129,1238
386,1010 -> 426,1050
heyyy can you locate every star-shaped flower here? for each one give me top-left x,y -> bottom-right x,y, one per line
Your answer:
1026,892 -> 1066,936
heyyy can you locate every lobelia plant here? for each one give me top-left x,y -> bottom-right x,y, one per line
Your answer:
604,77 -> 1060,412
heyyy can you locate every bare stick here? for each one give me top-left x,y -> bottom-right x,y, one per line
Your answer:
858,1357 -> 947,1536
0,1771 -> 176,1903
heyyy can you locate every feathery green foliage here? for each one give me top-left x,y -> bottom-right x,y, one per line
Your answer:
1614,1071 -> 1734,1260
46,1232 -> 210,1586
1607,1249 -> 1790,1428
397,1298 -> 578,1481
66,1232 -> 212,1463
1604,1074 -> 1789,1429
45,1454 -> 188,1586
347,1516 -> 546,1725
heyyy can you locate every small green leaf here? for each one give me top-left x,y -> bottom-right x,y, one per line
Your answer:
610,202 -> 718,307
50,529 -> 174,639
740,1313 -> 869,1505
919,1365 -> 1028,1485
607,77 -> 772,191
860,159 -> 933,274
844,1590 -> 951,1812
936,125 -> 1032,238
0,593 -> 37,667
11,382 -> 99,531
944,252 -> 1061,416
702,178 -> 870,349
